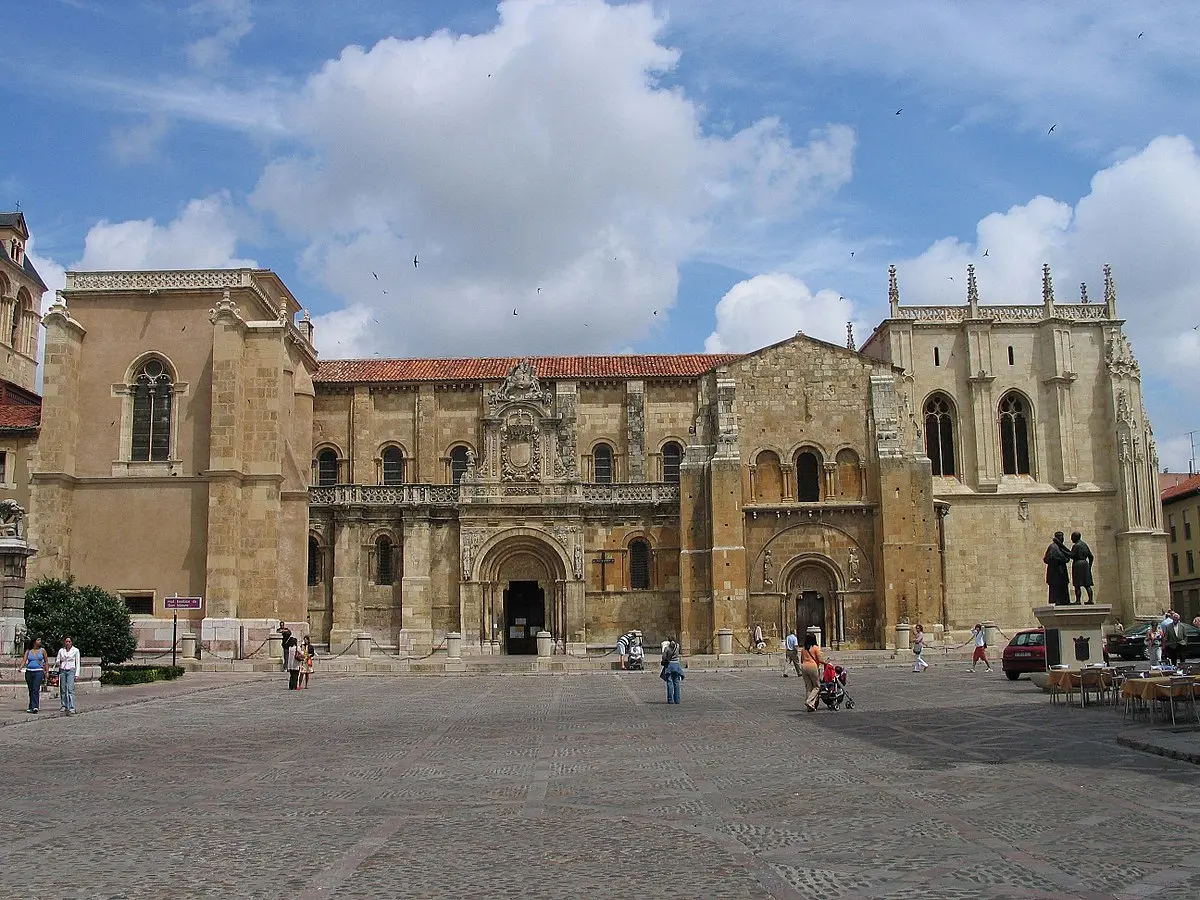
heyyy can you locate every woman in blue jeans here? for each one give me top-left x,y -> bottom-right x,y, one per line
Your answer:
660,638 -> 685,704
23,637 -> 47,713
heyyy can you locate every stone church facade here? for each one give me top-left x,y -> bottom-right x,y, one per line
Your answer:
25,260 -> 1169,656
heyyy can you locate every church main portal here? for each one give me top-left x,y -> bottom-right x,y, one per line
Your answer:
503,580 -> 545,655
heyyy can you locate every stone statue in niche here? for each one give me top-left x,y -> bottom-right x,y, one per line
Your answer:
462,447 -> 478,483
847,548 -> 861,585
763,549 -> 774,588
573,544 -> 584,580
461,539 -> 473,581
0,499 -> 24,538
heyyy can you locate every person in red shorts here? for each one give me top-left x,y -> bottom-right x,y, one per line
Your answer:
968,623 -> 992,673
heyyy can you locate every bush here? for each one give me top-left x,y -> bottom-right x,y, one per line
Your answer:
100,665 -> 185,686
24,577 -> 138,665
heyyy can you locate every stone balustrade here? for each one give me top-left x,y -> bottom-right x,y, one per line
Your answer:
309,482 -> 680,509
893,303 -> 1112,324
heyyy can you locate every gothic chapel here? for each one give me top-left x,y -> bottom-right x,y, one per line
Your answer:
19,229 -> 1168,655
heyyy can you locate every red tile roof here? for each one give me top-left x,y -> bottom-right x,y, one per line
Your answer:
1162,473 -> 1200,503
315,354 -> 742,384
0,403 -> 40,432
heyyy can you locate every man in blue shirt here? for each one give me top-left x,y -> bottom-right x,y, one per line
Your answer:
784,628 -> 800,677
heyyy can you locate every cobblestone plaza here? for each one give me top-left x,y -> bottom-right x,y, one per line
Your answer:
2,668 -> 1198,899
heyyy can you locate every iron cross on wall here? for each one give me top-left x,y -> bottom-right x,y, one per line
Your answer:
592,551 -> 615,592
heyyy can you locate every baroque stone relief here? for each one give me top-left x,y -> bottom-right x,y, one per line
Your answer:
489,359 -> 552,413
500,410 -> 541,482
1105,332 -> 1140,379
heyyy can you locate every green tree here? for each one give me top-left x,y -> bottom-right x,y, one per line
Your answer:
24,576 -> 137,665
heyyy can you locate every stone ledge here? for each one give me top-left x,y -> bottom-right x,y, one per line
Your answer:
1117,726 -> 1200,766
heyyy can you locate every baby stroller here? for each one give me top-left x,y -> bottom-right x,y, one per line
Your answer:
626,642 -> 645,671
818,662 -> 854,710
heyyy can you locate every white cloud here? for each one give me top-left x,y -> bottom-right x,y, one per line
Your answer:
248,0 -> 854,357
76,193 -> 256,271
185,0 -> 253,70
704,273 -> 866,353
108,116 -> 170,164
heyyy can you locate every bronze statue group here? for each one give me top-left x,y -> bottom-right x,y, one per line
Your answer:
1042,531 -> 1094,605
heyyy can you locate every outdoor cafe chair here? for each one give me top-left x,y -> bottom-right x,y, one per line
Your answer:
1078,668 -> 1108,708
1152,677 -> 1199,727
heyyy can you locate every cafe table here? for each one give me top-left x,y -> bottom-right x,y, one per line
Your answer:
1120,674 -> 1200,724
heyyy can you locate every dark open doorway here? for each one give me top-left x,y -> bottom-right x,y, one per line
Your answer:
795,591 -> 825,640
503,580 -> 545,654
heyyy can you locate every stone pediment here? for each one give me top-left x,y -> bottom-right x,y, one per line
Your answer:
489,359 -> 552,413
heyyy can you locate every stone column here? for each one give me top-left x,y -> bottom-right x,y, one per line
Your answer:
400,518 -> 434,652
329,514 -> 363,649
780,464 -> 794,501
0,535 -> 36,655
625,380 -> 646,482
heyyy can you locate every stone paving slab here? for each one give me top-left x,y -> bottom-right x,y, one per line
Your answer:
1,667 -> 1197,899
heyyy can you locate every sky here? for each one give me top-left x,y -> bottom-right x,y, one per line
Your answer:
6,0 -> 1200,471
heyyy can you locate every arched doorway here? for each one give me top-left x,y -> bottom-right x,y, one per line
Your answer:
475,530 -> 571,655
785,559 -> 839,645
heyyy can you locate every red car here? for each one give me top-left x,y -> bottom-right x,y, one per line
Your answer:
1001,628 -> 1046,680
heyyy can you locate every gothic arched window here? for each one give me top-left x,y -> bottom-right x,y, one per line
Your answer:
796,450 -> 822,502
999,392 -> 1032,476
593,443 -> 614,484
376,535 -> 395,585
629,538 -> 651,589
661,441 -> 683,484
381,446 -> 405,485
924,393 -> 957,477
131,358 -> 174,462
449,445 -> 470,485
316,449 -> 339,486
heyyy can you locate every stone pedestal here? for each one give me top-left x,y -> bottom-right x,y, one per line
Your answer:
355,632 -> 372,659
536,631 -> 552,657
983,621 -> 1000,649
717,628 -> 734,658
1032,604 -> 1113,671
806,625 -> 822,648
444,631 -> 465,672
180,632 -> 197,660
0,536 -> 36,656
267,632 -> 283,659
894,622 -> 910,651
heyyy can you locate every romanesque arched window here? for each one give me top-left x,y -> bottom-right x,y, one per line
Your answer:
11,288 -> 26,349
998,392 -> 1032,476
661,441 -> 683,484
629,538 -> 651,589
131,357 -> 174,462
796,450 -> 822,502
449,445 -> 470,485
376,535 -> 395,585
924,393 -> 957,477
835,448 -> 862,499
307,535 -> 322,586
316,448 -> 339,486
381,446 -> 405,485
754,450 -> 784,502
593,443 -> 614,484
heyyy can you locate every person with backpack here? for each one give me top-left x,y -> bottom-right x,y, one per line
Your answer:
660,638 -> 684,704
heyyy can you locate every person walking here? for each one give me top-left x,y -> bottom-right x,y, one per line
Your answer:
752,623 -> 765,653
968,624 -> 992,673
784,627 -> 801,677
912,623 -> 930,673
23,637 -> 48,713
297,636 -> 314,689
800,633 -> 825,711
1163,611 -> 1187,668
660,638 -> 684,704
56,635 -> 81,715
1144,621 -> 1164,667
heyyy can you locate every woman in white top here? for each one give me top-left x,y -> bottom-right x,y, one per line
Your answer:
56,635 -> 81,715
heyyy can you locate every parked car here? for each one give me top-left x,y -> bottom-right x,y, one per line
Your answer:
1002,628 -> 1046,680
1106,622 -> 1200,661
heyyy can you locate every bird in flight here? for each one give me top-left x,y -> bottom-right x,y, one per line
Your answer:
947,276 -> 954,282
983,249 -> 989,257
652,310 -> 658,316
372,272 -> 378,280
850,251 -> 855,258
413,254 -> 419,268
1138,32 -> 1144,38
537,287 -> 541,294
895,109 -> 902,115
1047,124 -> 1057,134
513,308 -> 518,316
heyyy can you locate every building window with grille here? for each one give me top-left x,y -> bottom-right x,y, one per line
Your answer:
308,536 -> 322,586
998,392 -> 1032,476
1171,553 -> 1179,576
629,538 -> 651,589
923,393 -> 956,477
661,441 -> 682,483
1185,510 -> 1192,541
131,358 -> 173,462
376,535 -> 395,585
1188,550 -> 1195,575
381,446 -> 406,485
796,450 -> 821,501
1169,515 -> 1177,542
593,443 -> 614,483
316,449 -> 339,486
449,446 -> 470,484
122,593 -> 154,616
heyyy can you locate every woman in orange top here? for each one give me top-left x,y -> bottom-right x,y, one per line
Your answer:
800,632 -> 825,711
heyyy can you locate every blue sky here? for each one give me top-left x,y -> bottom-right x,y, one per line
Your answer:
6,0 -> 1200,469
